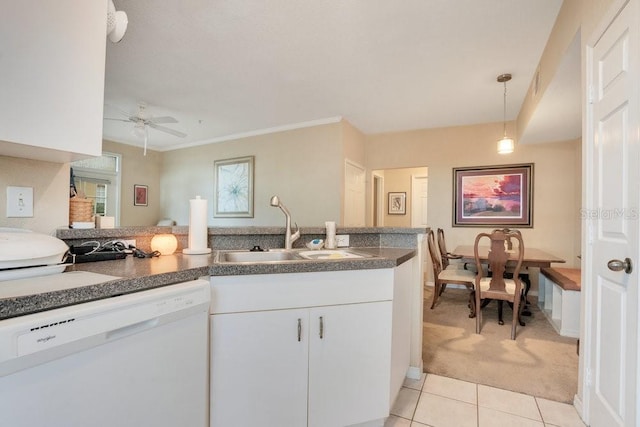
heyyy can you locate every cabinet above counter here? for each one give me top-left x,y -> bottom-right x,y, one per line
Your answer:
1,2 -> 107,163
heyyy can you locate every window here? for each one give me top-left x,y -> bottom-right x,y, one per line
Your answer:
71,153 -> 121,225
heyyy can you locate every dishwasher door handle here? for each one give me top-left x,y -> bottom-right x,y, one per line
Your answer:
106,318 -> 160,341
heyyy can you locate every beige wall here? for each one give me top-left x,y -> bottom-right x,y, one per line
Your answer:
103,140 -> 163,226
518,0 -> 615,138
0,155 -> 69,234
160,122 -> 344,226
366,122 -> 582,271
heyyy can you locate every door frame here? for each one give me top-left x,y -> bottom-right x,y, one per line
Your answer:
372,172 -> 385,226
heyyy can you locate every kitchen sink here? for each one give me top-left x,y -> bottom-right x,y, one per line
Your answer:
218,250 -> 302,263
216,248 -> 375,263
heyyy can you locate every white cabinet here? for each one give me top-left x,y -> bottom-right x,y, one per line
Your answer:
210,308 -> 309,426
0,1 -> 107,163
210,269 -> 395,427
308,302 -> 391,427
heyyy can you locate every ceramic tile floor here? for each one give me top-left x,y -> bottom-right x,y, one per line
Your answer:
385,373 -> 586,427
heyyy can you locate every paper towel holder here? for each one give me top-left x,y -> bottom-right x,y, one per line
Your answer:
183,195 -> 213,255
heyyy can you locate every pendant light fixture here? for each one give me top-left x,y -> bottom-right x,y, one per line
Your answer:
497,73 -> 515,154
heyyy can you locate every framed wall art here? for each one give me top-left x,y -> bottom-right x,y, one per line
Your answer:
452,163 -> 533,227
214,156 -> 254,218
134,184 -> 148,206
388,192 -> 406,215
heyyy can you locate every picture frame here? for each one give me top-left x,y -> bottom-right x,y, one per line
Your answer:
214,156 -> 254,218
453,163 -> 533,227
388,192 -> 406,215
134,184 -> 148,206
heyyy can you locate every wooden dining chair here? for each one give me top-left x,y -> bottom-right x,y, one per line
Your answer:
436,228 -> 463,270
473,229 -> 525,339
492,228 -> 532,314
427,230 -> 476,314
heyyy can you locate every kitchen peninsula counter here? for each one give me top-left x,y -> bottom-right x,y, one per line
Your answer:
0,247 -> 417,321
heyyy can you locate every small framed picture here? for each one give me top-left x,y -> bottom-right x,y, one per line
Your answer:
388,192 -> 406,215
134,184 -> 148,206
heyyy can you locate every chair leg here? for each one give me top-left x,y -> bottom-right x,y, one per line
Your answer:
497,301 -> 504,325
439,283 -> 447,295
475,291 -> 482,334
430,281 -> 440,309
511,293 -> 522,340
468,290 -> 476,318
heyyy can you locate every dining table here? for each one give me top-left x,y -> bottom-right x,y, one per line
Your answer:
452,245 -> 566,316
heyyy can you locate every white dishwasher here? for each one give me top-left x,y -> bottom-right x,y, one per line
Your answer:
0,278 -> 210,427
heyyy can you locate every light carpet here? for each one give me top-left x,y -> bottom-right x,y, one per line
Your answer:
423,285 -> 579,403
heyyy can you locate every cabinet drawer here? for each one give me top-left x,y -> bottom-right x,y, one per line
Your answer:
210,269 -> 393,314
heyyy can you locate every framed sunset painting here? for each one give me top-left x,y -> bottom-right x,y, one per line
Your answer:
452,164 -> 533,227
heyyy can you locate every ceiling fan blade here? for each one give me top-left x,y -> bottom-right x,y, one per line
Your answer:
104,103 -> 134,118
148,116 -> 178,124
104,117 -> 134,123
148,123 -> 187,138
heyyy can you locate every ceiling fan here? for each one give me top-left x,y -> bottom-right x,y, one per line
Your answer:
104,103 -> 187,155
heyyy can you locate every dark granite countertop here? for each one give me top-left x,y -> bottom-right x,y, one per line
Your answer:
0,247 -> 416,320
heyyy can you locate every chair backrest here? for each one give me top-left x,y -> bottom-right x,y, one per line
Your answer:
492,228 -> 522,251
436,228 -> 450,269
427,230 -> 443,278
474,229 -> 524,292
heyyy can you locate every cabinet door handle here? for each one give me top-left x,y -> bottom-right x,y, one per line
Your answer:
297,318 -> 302,342
319,316 -> 324,339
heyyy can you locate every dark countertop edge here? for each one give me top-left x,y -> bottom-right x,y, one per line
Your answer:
56,226 -> 428,238
0,248 -> 416,320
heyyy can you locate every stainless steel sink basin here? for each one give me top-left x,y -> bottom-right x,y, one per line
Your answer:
216,248 -> 375,264
218,250 -> 302,263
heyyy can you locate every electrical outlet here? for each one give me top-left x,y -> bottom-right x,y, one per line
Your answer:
123,239 -> 136,248
6,186 -> 34,217
336,234 -> 350,247
115,239 -> 136,248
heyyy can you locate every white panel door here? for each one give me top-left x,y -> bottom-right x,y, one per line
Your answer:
210,309 -> 309,427
344,161 -> 366,226
586,1 -> 639,425
308,302 -> 392,427
411,175 -> 428,227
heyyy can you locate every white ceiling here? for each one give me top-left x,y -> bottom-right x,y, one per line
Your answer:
103,0 -> 564,151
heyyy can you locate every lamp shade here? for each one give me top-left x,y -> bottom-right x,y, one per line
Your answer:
151,234 -> 178,255
497,137 -> 514,154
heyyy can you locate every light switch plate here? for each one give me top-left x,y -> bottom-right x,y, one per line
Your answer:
6,186 -> 34,217
336,234 -> 350,247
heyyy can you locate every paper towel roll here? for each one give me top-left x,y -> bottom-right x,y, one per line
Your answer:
325,221 -> 336,249
183,196 -> 212,255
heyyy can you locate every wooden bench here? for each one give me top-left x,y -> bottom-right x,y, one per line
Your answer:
538,267 -> 581,338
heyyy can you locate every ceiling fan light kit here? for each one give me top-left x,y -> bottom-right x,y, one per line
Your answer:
106,0 -> 128,43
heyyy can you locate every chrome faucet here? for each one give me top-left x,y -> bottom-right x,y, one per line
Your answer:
270,195 -> 300,249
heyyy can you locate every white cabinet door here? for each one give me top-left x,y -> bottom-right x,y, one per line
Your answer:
210,309 -> 309,427
1,1 -> 106,162
308,301 -> 392,427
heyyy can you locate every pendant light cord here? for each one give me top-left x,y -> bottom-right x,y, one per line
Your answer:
503,81 -> 507,138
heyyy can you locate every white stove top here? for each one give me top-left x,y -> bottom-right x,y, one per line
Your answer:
0,271 -> 121,299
